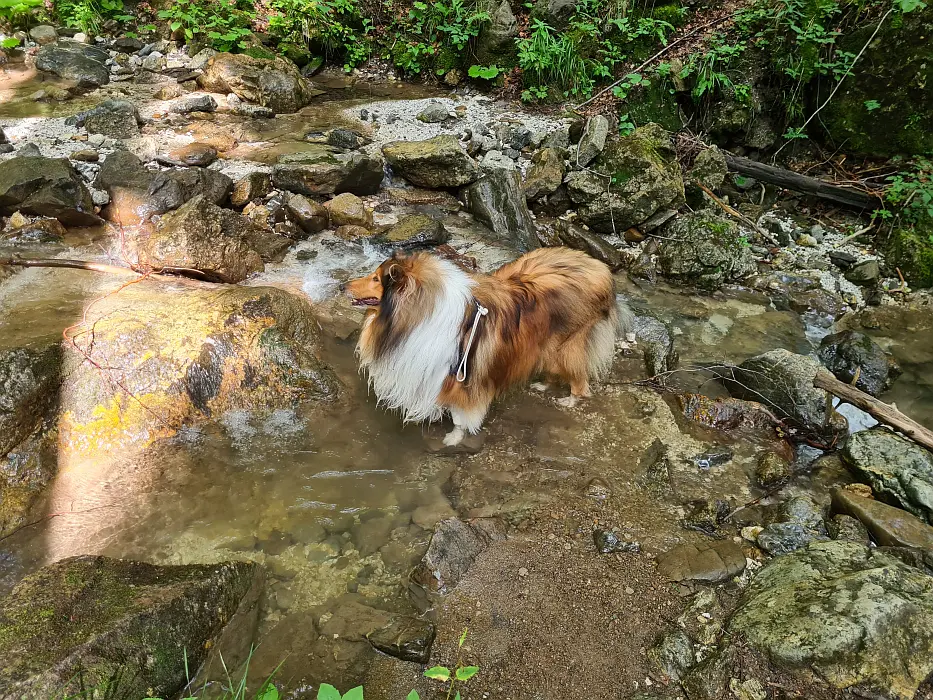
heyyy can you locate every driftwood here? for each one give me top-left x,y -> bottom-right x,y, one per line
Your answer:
723,153 -> 883,212
814,369 -> 933,452
0,257 -> 217,282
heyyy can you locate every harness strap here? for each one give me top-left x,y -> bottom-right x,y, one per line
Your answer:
456,302 -> 489,382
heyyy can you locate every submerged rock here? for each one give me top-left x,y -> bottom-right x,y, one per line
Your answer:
59,282 -> 339,454
0,555 -> 261,700
832,488 -> 933,550
0,156 -> 100,226
841,428 -> 933,523
197,52 -> 319,114
35,42 -> 109,87
725,348 -> 847,438
817,330 -> 900,397
565,123 -> 684,234
413,518 -> 505,593
0,345 -> 60,458
657,212 -> 756,290
730,540 -> 933,699
383,135 -> 481,188
462,151 -> 539,251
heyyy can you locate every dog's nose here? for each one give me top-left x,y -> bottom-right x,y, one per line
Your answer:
338,283 -> 346,293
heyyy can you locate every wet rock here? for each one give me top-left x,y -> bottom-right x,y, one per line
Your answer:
197,52 -> 319,114
383,135 -> 481,188
726,348 -> 847,438
677,394 -> 777,433
639,437 -> 674,497
845,258 -> 881,286
782,494 -> 826,531
29,25 -> 58,45
575,115 -> 609,167
170,94 -> 218,114
523,147 -> 565,200
832,486 -> 933,550
648,630 -> 696,682
1,218 -> 67,243
413,518 -> 505,592
682,499 -> 731,536
334,224 -> 372,241
754,451 -> 792,489
0,555 -> 260,700
35,42 -> 109,87
60,283 -> 338,453
826,513 -> 871,544
366,614 -> 436,664
657,212 -> 756,290
230,172 -> 272,208
324,192 -> 372,229
325,128 -> 369,151
0,156 -> 100,226
144,195 -> 269,282
656,540 -> 746,583
381,214 -> 449,250
828,250 -> 858,270
730,540 -> 933,699
417,100 -> 450,123
817,330 -> 900,397
592,529 -> 640,554
0,345 -> 60,458
68,99 -> 140,139
157,142 -> 218,168
462,151 -> 539,252
841,428 -> 933,523
286,194 -> 328,235
633,314 -> 677,376
681,647 -> 735,700
565,123 -> 684,234
757,522 -> 822,556
272,150 -> 384,197
553,220 -> 621,268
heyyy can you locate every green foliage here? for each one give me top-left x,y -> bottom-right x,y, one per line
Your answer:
468,64 -> 502,79
886,157 -> 933,223
317,684 -> 363,700
55,0 -> 131,34
388,0 -> 487,74
678,35 -> 745,99
517,19 -> 588,96
1,35 -> 21,48
617,112 -> 635,135
267,0 -> 371,71
0,0 -> 43,27
157,0 -> 254,51
864,99 -> 881,111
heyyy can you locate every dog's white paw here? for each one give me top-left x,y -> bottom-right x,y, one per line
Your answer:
442,428 -> 465,447
556,395 -> 578,409
530,382 -> 550,393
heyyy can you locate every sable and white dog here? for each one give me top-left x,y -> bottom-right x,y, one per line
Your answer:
344,247 -> 633,446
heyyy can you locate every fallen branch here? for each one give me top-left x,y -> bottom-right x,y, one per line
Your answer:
814,369 -> 933,452
573,13 -> 734,111
723,153 -> 883,211
695,181 -> 778,245
0,257 -> 218,282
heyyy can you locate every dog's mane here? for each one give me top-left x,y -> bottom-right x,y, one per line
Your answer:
357,255 -> 475,423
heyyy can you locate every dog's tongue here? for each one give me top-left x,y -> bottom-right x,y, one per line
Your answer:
352,298 -> 379,307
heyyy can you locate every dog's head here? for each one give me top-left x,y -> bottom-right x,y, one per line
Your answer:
344,252 -> 420,309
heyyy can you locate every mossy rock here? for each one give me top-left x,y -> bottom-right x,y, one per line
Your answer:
657,211 -> 756,289
622,80 -> 684,133
243,46 -> 277,61
0,556 -> 261,700
433,46 -> 460,73
58,282 -> 340,458
0,344 -> 60,457
818,7 -> 933,157
280,42 -> 312,68
881,219 -> 933,288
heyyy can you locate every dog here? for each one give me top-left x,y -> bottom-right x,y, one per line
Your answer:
344,247 -> 633,446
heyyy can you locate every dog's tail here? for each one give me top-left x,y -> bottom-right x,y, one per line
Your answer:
586,295 -> 636,379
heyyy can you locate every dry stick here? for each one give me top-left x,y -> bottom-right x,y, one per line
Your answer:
834,223 -> 874,247
573,13 -> 734,111
814,369 -> 933,452
695,181 -> 778,245
0,256 -> 217,282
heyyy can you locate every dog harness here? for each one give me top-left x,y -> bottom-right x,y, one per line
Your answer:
456,301 -> 489,382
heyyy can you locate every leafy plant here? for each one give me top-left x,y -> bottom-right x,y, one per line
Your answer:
864,99 -> 881,111
886,157 -> 933,223
468,64 -> 501,79
1,35 -> 21,48
0,0 -> 43,27
157,0 -> 254,51
268,0 -> 371,70
517,19 -> 590,97
617,112 -> 635,136
56,0 -> 131,34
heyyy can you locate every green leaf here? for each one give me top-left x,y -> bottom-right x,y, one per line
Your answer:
454,694 -> 461,700
406,692 -> 420,700
341,688 -> 364,700
317,685 -> 342,700
458,628 -> 468,648
455,666 -> 479,681
258,683 -> 280,700
423,666 -> 451,682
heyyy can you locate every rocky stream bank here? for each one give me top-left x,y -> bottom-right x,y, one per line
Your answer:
1,27 -> 933,700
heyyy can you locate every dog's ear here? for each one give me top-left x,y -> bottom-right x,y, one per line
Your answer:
382,260 -> 410,293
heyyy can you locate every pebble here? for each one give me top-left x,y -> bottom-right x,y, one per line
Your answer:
518,567 -> 528,577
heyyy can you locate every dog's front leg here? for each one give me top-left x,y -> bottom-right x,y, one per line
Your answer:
443,405 -> 487,446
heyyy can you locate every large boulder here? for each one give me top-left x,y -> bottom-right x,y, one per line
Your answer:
730,540 -> 933,699
565,123 -> 684,234
818,6 -> 933,157
67,99 -> 141,139
59,282 -> 340,455
817,330 -> 900,397
0,156 -> 100,226
383,135 -> 481,188
473,0 -> 518,66
523,147 -> 565,200
272,149 -> 384,197
462,151 -> 539,251
882,221 -> 933,289
832,488 -> 933,550
34,42 -> 109,87
841,428 -> 933,523
657,211 -> 756,289
725,348 -> 848,438
196,52 -> 319,114
0,345 -> 60,458
0,556 -> 261,700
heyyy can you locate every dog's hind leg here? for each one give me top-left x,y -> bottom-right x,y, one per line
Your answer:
443,404 -> 488,446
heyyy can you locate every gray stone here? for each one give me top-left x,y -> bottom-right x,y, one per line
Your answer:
657,212 -> 756,290
383,135 -> 481,188
575,115 -> 608,167
754,452 -> 792,489
462,151 -> 539,251
473,0 -> 518,65
730,540 -> 933,699
170,94 -> 218,114
230,172 -> 272,209
28,25 -> 58,45
689,146 -> 728,190
286,194 -> 328,235
68,99 -> 140,139
656,540 -> 747,583
113,36 -> 144,53
381,214 -> 449,250
832,488 -> 933,549
413,518 -> 505,593
817,330 -> 900,397
35,42 -> 109,87
523,147 -> 565,200
197,52 -> 319,114
633,314 -> 677,376
0,156 -> 100,226
0,346 -> 60,458
272,150 -> 384,197
841,428 -> 933,523
826,512 -> 871,544
648,630 -> 695,682
417,100 -> 450,123
554,220 -> 620,269
592,530 -> 640,554
845,259 -> 881,286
